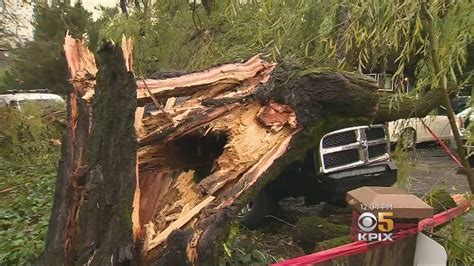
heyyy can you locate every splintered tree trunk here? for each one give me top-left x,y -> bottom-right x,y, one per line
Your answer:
42,35 -> 137,264
42,35 -> 447,265
134,61 -> 380,264
71,42 -> 137,264
42,36 -> 96,265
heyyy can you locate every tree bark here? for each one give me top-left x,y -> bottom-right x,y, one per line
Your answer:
374,88 -> 447,123
42,35 -> 137,265
41,35 -> 96,265
71,41 -> 137,265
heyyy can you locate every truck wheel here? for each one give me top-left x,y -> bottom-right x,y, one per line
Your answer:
237,188 -> 277,229
398,128 -> 416,150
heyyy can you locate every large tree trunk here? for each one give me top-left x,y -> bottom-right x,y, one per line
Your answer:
71,42 -> 137,265
135,62 -> 383,265
42,35 -> 137,264
42,35 -> 447,265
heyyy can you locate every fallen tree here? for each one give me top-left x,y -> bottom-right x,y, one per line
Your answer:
41,35 -> 447,265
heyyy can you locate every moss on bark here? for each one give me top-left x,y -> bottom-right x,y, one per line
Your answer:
72,42 -> 138,265
314,235 -> 352,252
293,216 -> 350,254
423,189 -> 457,214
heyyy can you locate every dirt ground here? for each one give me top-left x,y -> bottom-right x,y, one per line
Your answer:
234,143 -> 473,262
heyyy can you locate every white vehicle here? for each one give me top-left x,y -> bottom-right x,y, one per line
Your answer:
456,107 -> 474,164
388,106 -> 453,148
0,90 -> 65,112
456,107 -> 473,139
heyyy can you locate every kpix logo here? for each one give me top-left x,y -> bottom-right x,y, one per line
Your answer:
357,212 -> 394,241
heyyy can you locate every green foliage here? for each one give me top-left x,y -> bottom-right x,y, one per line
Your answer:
1,3 -> 92,94
0,103 -> 64,162
3,0 -> 471,95
92,0 -> 473,97
422,189 -> 473,265
435,215 -> 474,265
0,105 -> 62,264
220,222 -> 284,264
0,163 -> 57,264
96,0 -> 345,75
423,188 -> 457,214
417,216 -> 474,265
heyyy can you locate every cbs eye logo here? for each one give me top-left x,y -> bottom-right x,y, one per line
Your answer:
358,212 -> 394,233
358,212 -> 378,232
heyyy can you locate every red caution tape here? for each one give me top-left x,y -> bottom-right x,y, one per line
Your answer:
273,201 -> 471,266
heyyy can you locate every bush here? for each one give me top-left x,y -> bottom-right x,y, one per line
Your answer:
0,104 -> 63,264
0,102 -> 64,162
0,165 -> 57,264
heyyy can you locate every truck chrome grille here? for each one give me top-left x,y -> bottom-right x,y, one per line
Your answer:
324,149 -> 360,169
368,143 -> 387,159
320,125 -> 389,173
365,127 -> 385,141
322,131 -> 357,148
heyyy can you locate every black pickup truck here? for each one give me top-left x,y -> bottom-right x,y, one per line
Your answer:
238,124 -> 398,228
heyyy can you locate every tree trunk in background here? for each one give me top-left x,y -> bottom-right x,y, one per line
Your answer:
374,87 -> 448,123
120,0 -> 128,15
421,1 -> 474,193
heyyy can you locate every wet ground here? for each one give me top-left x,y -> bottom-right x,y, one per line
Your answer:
408,143 -> 470,195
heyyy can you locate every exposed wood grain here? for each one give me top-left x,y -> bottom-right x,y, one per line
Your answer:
43,34 -> 96,264
136,55 -> 274,104
144,196 -> 216,251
